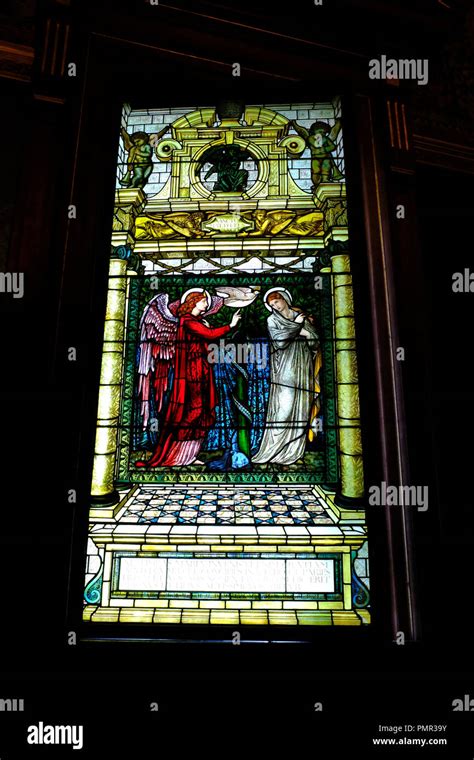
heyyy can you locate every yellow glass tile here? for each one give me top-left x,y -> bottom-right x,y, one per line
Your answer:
120,609 -> 154,623
169,536 -> 198,544
309,539 -> 341,546
251,601 -> 282,610
296,611 -> 332,625
257,537 -> 286,545
91,608 -> 119,623
343,545 -> 352,563
343,583 -> 352,609
268,612 -> 298,625
220,536 -> 247,543
182,610 -> 210,625
82,605 -> 97,621
210,610 -> 240,625
333,611 -> 362,626
140,539 -> 173,549
234,537 -> 259,544
280,537 -> 312,545
169,600 -> 199,609
225,601 -> 252,609
240,611 -> 269,625
154,610 -> 181,623
283,601 -> 319,610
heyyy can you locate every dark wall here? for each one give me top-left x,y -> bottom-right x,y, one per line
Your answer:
415,165 -> 474,541
0,0 -> 473,685
412,165 -> 474,643
0,84 -> 29,270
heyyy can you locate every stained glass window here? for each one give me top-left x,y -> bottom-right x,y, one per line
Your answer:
82,99 -> 370,628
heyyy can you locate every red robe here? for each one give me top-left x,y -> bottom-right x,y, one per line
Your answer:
144,314 -> 231,467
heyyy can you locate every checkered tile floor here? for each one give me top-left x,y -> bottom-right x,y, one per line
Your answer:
118,486 -> 335,526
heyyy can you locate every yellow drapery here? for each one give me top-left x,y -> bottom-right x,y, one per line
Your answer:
307,348 -> 322,442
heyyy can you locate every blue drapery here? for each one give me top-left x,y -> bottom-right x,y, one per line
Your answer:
133,340 -> 270,455
205,337 -> 270,454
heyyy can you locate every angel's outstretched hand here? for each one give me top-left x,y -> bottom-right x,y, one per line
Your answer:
230,309 -> 242,329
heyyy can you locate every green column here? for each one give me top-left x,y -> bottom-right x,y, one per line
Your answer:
90,256 -> 128,510
90,189 -> 145,515
331,253 -> 364,503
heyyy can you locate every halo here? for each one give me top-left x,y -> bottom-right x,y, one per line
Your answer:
263,287 -> 292,312
180,288 -> 211,309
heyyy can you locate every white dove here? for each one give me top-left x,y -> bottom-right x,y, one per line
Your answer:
214,285 -> 260,308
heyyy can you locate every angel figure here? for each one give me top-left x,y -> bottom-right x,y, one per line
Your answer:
134,211 -> 206,240
119,124 -> 169,189
135,288 -> 242,468
246,209 -> 323,237
289,119 -> 344,191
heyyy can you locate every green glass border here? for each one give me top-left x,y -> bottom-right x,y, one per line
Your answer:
117,272 -> 338,486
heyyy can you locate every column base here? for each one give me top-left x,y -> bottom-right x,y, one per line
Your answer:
90,490 -> 121,507
334,492 -> 365,509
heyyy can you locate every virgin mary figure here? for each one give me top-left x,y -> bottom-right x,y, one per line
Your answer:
252,287 -> 320,466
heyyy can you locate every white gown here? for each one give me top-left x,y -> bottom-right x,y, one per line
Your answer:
252,308 -> 319,465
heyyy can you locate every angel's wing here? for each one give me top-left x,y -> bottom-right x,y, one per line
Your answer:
204,295 -> 224,317
137,293 -> 178,429
120,127 -> 133,151
329,119 -> 342,144
200,146 -> 224,165
200,146 -> 225,177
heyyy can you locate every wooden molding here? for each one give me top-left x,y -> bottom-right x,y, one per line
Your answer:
413,133 -> 474,174
0,40 -> 34,81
